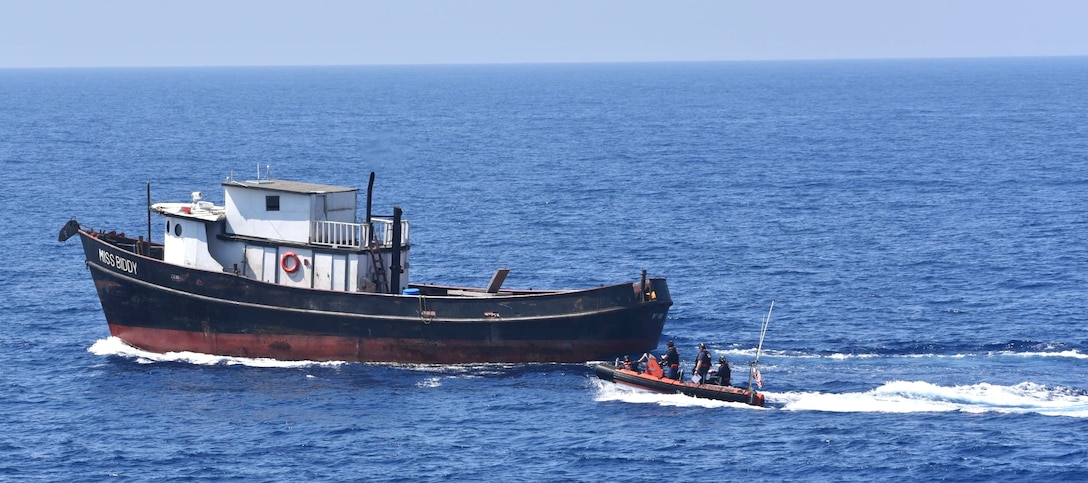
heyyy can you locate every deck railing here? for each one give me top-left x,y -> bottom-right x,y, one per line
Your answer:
311,219 -> 409,249
369,218 -> 410,247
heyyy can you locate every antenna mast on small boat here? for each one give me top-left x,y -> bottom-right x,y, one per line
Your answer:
747,300 -> 774,403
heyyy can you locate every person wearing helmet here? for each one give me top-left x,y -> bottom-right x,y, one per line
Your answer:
632,352 -> 650,373
694,343 -> 712,384
711,355 -> 731,386
620,353 -> 650,373
619,354 -> 633,370
661,341 -> 680,380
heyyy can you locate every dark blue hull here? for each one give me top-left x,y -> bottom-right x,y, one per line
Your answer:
77,228 -> 672,363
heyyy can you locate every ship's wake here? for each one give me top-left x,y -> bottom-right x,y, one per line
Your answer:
774,380 -> 1088,417
592,377 -> 1088,417
87,337 -> 566,376
87,337 -> 345,368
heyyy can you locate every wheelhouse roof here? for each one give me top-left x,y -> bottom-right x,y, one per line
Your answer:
223,179 -> 357,195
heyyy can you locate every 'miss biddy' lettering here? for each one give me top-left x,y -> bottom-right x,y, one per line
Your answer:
98,249 -> 138,275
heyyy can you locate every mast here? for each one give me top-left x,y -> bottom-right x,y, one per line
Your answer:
365,172 -> 375,225
747,300 -> 774,403
389,206 -> 403,294
145,181 -> 152,255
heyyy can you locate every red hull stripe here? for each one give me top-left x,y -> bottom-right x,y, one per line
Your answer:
110,324 -> 651,364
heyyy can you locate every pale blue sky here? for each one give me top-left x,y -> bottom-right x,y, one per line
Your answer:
2,0 -> 1087,68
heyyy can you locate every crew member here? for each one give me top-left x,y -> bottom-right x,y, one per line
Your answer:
694,343 -> 712,384
712,355 -> 731,386
624,353 -> 649,373
635,353 -> 649,373
662,341 -> 680,380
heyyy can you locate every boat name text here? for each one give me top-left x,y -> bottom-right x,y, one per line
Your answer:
99,249 -> 138,275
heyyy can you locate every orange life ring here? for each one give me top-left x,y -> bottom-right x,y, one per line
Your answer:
281,252 -> 300,273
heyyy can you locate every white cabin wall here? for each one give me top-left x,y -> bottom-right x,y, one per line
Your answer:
262,248 -> 277,283
243,245 -> 270,282
332,255 -> 347,291
347,253 -> 361,292
162,216 -> 223,272
324,191 -> 357,223
277,248 -> 313,288
163,218 -> 185,266
206,222 -> 244,274
241,244 -> 358,292
157,183 -> 376,293
313,252 -> 334,290
311,252 -> 354,291
224,186 -> 311,244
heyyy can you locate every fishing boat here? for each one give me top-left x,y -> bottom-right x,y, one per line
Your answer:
593,357 -> 765,406
58,171 -> 672,363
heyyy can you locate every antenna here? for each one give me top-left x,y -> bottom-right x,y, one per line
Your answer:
747,300 -> 774,403
754,300 -> 773,364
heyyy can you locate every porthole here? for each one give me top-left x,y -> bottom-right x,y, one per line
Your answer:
166,220 -> 171,234
174,222 -> 183,237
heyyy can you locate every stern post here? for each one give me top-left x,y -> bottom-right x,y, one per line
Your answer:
145,181 -> 152,255
365,172 -> 375,225
389,206 -> 403,294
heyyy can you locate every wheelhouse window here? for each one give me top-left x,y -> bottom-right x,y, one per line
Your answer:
266,195 -> 280,211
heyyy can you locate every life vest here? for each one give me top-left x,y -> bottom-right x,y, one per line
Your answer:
664,348 -> 679,367
696,350 -> 711,370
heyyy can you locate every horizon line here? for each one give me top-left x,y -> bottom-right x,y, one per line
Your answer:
3,54 -> 1086,71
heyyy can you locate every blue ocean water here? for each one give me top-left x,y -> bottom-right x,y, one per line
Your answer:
2,58 -> 1088,480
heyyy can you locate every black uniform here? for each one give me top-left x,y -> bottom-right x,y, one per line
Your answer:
716,360 -> 731,386
695,348 -> 712,383
662,345 -> 680,379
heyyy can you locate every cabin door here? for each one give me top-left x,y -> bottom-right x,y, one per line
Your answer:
312,194 -> 328,222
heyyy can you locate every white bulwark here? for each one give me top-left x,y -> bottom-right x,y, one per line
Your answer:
150,178 -> 409,294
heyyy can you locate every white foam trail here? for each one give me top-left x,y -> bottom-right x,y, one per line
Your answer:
392,363 -> 524,376
722,349 -> 1088,361
88,337 -> 345,368
416,377 -> 442,388
780,381 -> 1088,417
1006,350 -> 1088,360
88,337 -> 539,374
590,378 -> 764,410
